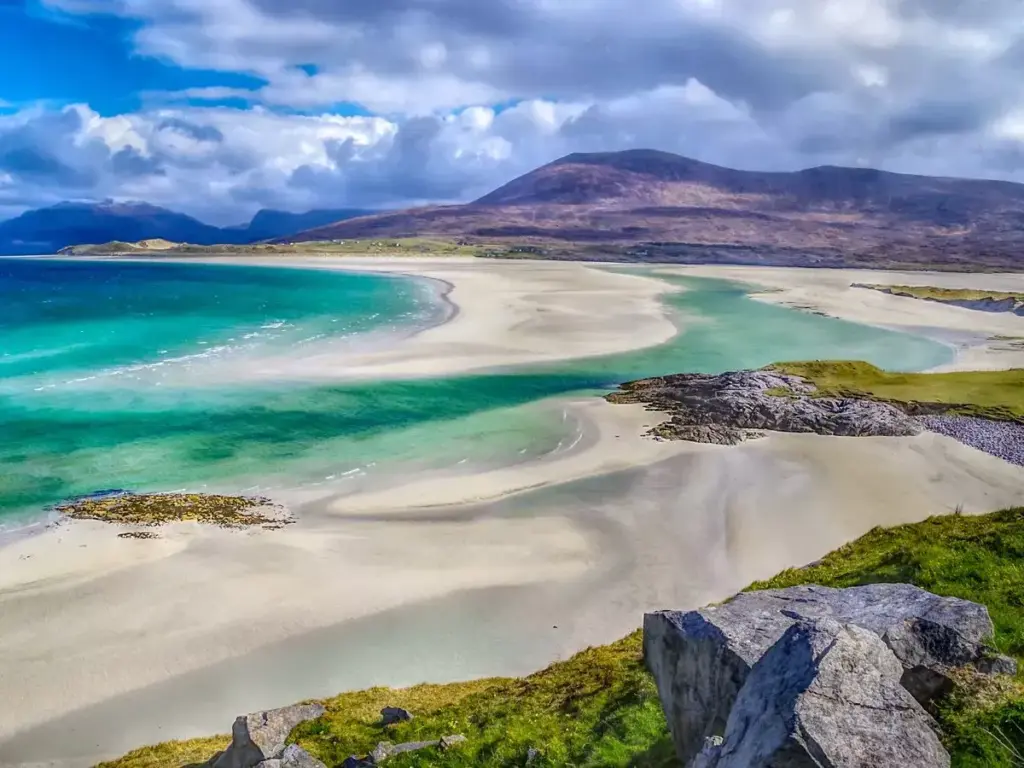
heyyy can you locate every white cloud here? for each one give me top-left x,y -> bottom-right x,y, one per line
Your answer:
5,0 -> 1024,222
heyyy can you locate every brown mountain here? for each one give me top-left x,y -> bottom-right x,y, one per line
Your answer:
283,149 -> 1024,270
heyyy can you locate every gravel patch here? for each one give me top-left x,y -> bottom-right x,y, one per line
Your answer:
919,415 -> 1024,467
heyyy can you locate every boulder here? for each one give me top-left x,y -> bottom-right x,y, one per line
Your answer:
380,706 -> 413,726
709,619 -> 949,767
439,734 -> 467,750
279,745 -> 326,768
644,584 -> 1012,764
211,704 -> 326,768
609,370 -> 922,442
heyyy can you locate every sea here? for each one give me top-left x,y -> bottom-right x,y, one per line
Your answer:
0,257 -> 953,528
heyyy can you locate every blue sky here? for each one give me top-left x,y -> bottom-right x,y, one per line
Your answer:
1,0 -> 1023,223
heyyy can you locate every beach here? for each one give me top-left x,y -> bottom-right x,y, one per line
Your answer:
667,265 -> 1024,372
2,258 -> 1024,767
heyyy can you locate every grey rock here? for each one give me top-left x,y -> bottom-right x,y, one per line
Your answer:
280,746 -> 326,768
211,704 -> 326,768
439,734 -> 467,750
645,584 -> 1007,764
715,620 -> 949,767
368,740 -> 439,763
688,736 -> 724,768
610,369 -> 921,442
369,742 -> 394,763
253,761 -> 282,768
388,740 -> 438,756
525,747 -> 542,765
379,706 -> 413,726
920,414 -> 1024,467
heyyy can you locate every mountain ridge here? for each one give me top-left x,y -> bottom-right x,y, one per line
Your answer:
0,203 -> 375,255
281,149 -> 1024,269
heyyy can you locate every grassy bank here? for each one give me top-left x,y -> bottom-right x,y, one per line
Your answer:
771,360 -> 1024,422
856,284 -> 1023,303
98,506 -> 1024,768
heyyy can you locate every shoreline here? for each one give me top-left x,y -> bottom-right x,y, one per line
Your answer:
3,259 -> 1024,766
659,265 -> 1024,372
130,256 -> 683,380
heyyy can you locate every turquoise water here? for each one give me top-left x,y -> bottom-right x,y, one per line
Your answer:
0,259 -> 952,524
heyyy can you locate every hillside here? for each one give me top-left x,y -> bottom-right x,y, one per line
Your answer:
0,201 -> 236,255
99,506 -> 1024,768
0,204 -> 374,255
282,149 -> 1024,270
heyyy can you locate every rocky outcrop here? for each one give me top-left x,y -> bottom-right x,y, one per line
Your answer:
209,704 -> 326,768
854,284 -> 1024,316
706,619 -> 950,767
608,370 -> 920,444
644,584 -> 1015,766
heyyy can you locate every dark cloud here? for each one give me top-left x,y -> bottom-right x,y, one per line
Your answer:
247,0 -> 535,37
157,118 -> 224,143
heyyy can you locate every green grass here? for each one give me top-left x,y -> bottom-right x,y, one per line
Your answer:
97,635 -> 675,768
860,284 -> 1023,303
95,736 -> 230,768
770,360 -> 1024,421
290,633 -> 675,767
97,507 -> 1024,768
63,237 -> 525,258
753,507 -> 1024,767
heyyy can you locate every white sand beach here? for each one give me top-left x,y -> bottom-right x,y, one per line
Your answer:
195,256 -> 681,380
2,259 -> 1024,767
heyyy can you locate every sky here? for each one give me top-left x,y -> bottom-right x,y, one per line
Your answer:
3,0 -> 1024,224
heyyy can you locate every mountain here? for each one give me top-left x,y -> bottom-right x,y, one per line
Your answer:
282,149 -> 1024,269
236,208 -> 374,242
0,203 -> 376,255
0,201 -> 240,255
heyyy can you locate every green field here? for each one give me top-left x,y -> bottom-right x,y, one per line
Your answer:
770,360 -> 1024,422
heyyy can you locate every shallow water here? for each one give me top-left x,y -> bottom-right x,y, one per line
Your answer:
0,259 -> 952,524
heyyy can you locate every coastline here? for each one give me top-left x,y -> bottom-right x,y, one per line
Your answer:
138,256 -> 683,380
661,265 -> 1024,372
3,259 -> 1024,766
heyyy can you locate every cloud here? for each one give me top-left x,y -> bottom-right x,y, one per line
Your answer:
0,0 -> 1022,224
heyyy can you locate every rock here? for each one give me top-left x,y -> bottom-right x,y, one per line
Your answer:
379,706 -> 413,726
645,584 -> 1009,764
439,734 -> 467,750
369,742 -> 394,763
525,746 -> 542,765
689,736 -> 724,768
279,746 -> 326,768
387,740 -> 438,757
712,620 -> 950,767
211,704 -> 326,768
608,369 -> 922,442
368,740 -> 439,763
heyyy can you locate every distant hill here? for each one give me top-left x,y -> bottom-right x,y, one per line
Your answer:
281,149 -> 1024,270
235,209 -> 375,242
0,203 -> 376,255
0,202 -> 236,255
